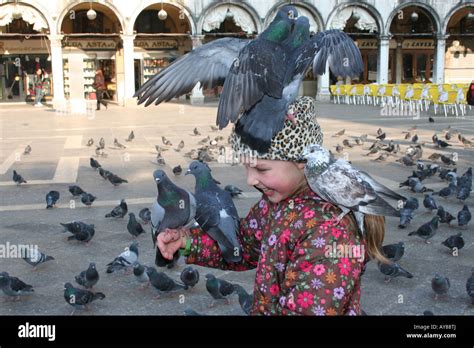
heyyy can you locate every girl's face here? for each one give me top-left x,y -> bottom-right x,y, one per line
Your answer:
244,158 -> 306,204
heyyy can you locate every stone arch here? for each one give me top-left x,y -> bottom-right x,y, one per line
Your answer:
386,2 -> 441,36
442,2 -> 473,34
198,2 -> 261,34
326,2 -> 383,34
264,1 -> 323,33
0,1 -> 53,33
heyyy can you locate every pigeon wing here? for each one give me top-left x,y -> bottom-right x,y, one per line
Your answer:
135,38 -> 248,107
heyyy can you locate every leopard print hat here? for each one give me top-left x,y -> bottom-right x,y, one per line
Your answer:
231,96 -> 323,161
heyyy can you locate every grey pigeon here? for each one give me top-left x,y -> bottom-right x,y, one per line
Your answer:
75,263 -> 99,289
21,248 -> 54,269
441,233 -> 464,252
90,157 -> 101,169
377,261 -> 413,283
187,161 -> 242,263
193,128 -> 200,136
180,267 -> 200,289
151,170 -> 196,268
184,308 -> 204,316
466,269 -> 474,305
69,185 -> 85,197
60,221 -> 95,243
440,154 -> 456,166
106,241 -> 139,273
398,197 -> 418,229
234,284 -> 253,315
332,129 -> 345,137
126,130 -> 134,142
98,167 -> 112,180
0,272 -> 34,300
437,205 -> 456,224
127,213 -> 145,238
205,273 -> 235,306
396,156 -> 415,167
146,267 -> 186,297
138,207 -> 151,224
13,170 -> 27,184
224,185 -> 243,198
107,173 -> 128,186
81,192 -> 96,207
408,216 -> 439,243
437,182 -> 457,198
382,242 -> 404,262
423,193 -> 437,211
114,138 -> 126,149
133,263 -> 150,289
172,165 -> 182,176
302,144 -> 405,234
45,190 -> 60,209
86,138 -> 94,147
175,140 -> 184,152
457,205 -> 471,227
99,137 -> 105,149
136,7 -> 362,153
376,132 -> 386,141
431,274 -> 450,299
105,199 -> 128,218
162,136 -> 172,146
64,282 -> 105,315
456,167 -> 472,201
23,145 -> 32,155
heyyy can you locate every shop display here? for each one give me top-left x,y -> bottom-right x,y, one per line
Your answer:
63,59 -> 70,98
143,58 -> 171,84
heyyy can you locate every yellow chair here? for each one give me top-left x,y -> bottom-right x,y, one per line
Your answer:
437,90 -> 459,117
332,84 -> 346,104
382,85 -> 394,106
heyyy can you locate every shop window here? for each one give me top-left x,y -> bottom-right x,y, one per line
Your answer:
134,10 -> 176,33
72,10 -> 105,33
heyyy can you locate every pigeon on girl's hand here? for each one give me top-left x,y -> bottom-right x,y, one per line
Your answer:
45,190 -> 60,209
75,263 -> 99,289
180,267 -> 200,289
408,216 -> 439,243
205,274 -> 235,306
431,274 -> 450,300
187,161 -> 242,263
457,205 -> 471,227
302,144 -> 405,234
151,170 -> 196,268
106,242 -> 139,274
64,282 -> 105,315
105,199 -> 128,218
127,213 -> 145,238
0,272 -> 34,300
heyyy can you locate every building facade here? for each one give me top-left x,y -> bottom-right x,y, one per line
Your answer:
0,0 -> 473,106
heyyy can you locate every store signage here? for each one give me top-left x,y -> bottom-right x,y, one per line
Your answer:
356,39 -> 397,49
134,39 -> 179,50
62,39 -> 117,50
0,40 -> 49,54
402,39 -> 435,49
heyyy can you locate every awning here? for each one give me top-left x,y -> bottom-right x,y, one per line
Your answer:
0,3 -> 48,32
330,6 -> 378,33
203,5 -> 257,33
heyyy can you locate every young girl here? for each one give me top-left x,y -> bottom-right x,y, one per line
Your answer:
157,96 -> 387,315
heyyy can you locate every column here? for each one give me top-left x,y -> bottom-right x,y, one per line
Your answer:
433,35 -> 446,84
48,35 -> 65,108
121,34 -> 136,106
316,63 -> 330,102
395,40 -> 403,84
377,35 -> 390,84
190,35 -> 205,105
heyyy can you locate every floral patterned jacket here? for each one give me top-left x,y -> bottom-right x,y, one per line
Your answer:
185,184 -> 368,315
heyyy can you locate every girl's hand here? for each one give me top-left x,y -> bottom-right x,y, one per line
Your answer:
156,228 -> 189,260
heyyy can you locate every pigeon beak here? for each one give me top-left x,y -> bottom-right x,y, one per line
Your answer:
185,169 -> 191,175
154,177 -> 160,183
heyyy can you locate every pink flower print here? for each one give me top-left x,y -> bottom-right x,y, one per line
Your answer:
304,210 -> 315,219
331,227 -> 342,239
270,284 -> 280,296
338,258 -> 352,276
255,230 -> 263,241
313,264 -> 326,276
201,234 -> 214,247
300,261 -> 312,273
279,229 -> 291,244
202,248 -> 210,258
262,203 -> 269,215
297,292 -> 314,309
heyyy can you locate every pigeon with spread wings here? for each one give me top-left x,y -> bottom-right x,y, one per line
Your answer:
135,6 -> 363,153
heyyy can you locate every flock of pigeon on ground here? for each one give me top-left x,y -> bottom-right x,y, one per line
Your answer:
322,124 -> 473,310
6,127 -> 253,315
